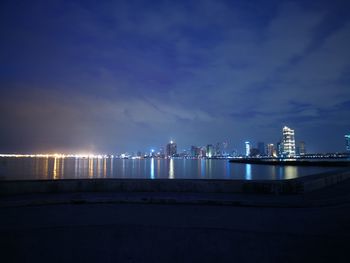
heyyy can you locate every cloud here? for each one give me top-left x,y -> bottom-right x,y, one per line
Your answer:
0,0 -> 349,152
0,85 -> 215,152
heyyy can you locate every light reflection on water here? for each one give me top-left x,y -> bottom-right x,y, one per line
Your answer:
245,164 -> 252,180
0,157 -> 341,181
285,166 -> 297,179
53,157 -> 58,180
224,160 -> 230,178
150,158 -> 155,179
169,158 -> 174,179
110,157 -> 113,177
201,159 -> 205,178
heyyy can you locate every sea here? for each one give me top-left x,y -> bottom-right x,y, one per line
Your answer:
0,157 -> 344,181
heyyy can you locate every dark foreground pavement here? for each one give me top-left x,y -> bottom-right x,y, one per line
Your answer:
1,180 -> 350,263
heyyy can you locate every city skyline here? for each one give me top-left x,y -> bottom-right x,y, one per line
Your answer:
0,125 -> 349,155
1,0 -> 350,153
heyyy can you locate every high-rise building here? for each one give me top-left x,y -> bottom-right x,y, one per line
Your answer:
231,149 -> 238,157
250,148 -> 259,157
267,144 -> 276,157
222,141 -> 229,156
206,144 -> 214,158
245,141 -> 251,157
166,140 -> 177,158
199,147 -> 206,158
190,146 -> 200,158
257,142 -> 266,156
158,146 -> 165,158
277,141 -> 283,156
282,126 -> 296,157
215,142 -> 222,157
345,135 -> 350,152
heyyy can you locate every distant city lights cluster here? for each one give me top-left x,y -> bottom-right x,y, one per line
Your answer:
0,154 -> 111,159
0,128 -> 349,159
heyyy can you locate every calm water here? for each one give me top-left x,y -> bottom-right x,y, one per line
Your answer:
0,157 -> 342,181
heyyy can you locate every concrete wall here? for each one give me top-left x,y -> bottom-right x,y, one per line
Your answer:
1,170 -> 350,196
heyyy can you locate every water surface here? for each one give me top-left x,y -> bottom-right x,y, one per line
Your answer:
0,157 -> 341,181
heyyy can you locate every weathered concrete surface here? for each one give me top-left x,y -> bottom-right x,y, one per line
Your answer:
1,179 -> 350,263
1,169 -> 349,196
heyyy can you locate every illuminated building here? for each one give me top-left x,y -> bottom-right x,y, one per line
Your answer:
245,141 -> 251,157
282,126 -> 296,157
250,148 -> 259,157
346,135 -> 350,152
267,144 -> 276,157
206,144 -> 214,158
166,140 -> 177,158
199,147 -> 206,158
257,142 -> 266,156
215,142 -> 222,157
191,146 -> 200,158
159,147 -> 165,158
276,141 -> 283,156
222,141 -> 229,156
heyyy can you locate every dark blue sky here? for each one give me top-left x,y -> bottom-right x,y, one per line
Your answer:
0,0 -> 349,154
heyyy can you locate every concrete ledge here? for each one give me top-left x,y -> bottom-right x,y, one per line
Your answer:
229,159 -> 350,167
1,169 -> 349,196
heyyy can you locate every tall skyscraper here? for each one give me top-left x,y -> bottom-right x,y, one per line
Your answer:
206,144 -> 214,158
222,141 -> 229,156
215,142 -> 222,157
199,147 -> 206,158
257,142 -> 266,156
159,146 -> 165,158
250,148 -> 259,157
245,141 -> 251,157
345,134 -> 350,152
267,143 -> 276,157
191,146 -> 201,158
166,140 -> 177,158
282,126 -> 296,157
277,141 -> 283,156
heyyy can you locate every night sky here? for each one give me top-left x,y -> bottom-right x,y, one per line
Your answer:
1,0 -> 349,154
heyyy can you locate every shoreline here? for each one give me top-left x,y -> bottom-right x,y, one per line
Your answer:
229,159 -> 350,167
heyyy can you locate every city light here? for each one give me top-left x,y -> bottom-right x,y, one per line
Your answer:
0,153 -> 109,159
0,128 -> 349,160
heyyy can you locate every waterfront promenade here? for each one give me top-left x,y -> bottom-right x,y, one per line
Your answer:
1,178 -> 350,262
